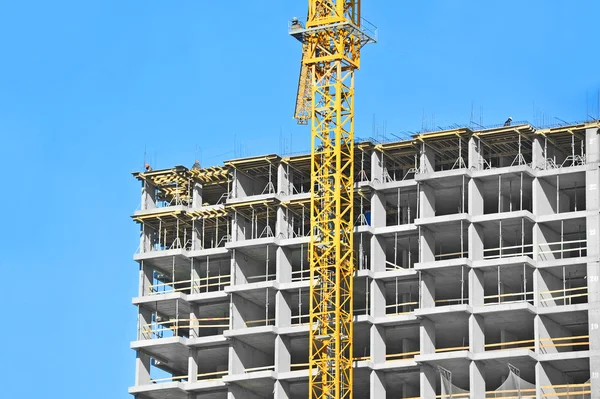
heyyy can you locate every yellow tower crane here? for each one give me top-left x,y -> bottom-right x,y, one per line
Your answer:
289,2 -> 376,398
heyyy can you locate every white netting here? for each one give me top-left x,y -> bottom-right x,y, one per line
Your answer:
440,373 -> 470,398
492,369 -> 535,398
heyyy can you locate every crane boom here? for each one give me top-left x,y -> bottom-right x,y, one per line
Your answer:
289,2 -> 375,398
294,51 -> 311,124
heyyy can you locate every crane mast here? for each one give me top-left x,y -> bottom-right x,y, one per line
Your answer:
289,2 -> 375,398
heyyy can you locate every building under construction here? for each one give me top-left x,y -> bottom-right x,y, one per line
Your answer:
130,121 -> 600,399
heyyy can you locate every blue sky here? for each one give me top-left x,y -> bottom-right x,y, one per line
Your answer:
0,1 -> 598,398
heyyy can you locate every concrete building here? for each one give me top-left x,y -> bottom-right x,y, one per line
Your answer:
130,121 -> 599,399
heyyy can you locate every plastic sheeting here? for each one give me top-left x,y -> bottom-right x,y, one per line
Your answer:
440,373 -> 470,398
440,369 -> 591,398
492,369 -> 536,398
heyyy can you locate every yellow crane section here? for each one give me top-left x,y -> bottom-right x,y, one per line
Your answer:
289,2 -> 376,398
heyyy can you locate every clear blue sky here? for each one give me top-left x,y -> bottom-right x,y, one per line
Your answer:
0,1 -> 598,398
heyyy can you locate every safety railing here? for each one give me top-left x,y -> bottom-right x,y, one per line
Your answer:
386,350 -> 419,361
435,345 -> 469,353
485,339 -> 535,351
243,317 -> 276,327
291,314 -> 310,325
435,297 -> 468,306
385,261 -> 413,271
484,291 -> 535,305
538,239 -> 587,261
539,335 -> 589,352
291,269 -> 311,282
544,154 -> 586,169
540,382 -> 591,397
139,317 -> 230,340
197,370 -> 228,381
435,251 -> 468,261
245,272 -> 277,283
150,374 -> 188,384
435,393 -> 470,398
539,286 -> 588,306
385,300 -> 419,315
483,244 -> 533,260
485,388 -> 537,398
148,274 -> 231,296
150,370 -> 229,384
245,365 -> 275,373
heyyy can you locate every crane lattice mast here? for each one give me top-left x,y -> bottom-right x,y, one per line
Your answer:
289,2 -> 376,398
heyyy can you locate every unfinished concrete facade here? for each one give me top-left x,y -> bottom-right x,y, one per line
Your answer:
130,122 -> 600,399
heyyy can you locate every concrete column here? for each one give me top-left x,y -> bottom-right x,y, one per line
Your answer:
468,137 -> 483,170
273,380 -> 290,399
188,348 -> 198,383
191,219 -> 201,250
276,247 -> 292,283
533,177 -> 557,216
232,169 -> 253,198
371,191 -> 386,228
232,212 -> 244,242
135,350 -> 151,385
276,291 -> 291,328
469,179 -> 484,216
274,335 -> 291,373
420,273 -> 435,308
420,143 -> 435,173
532,136 -> 545,170
420,227 -> 435,263
139,261 -> 153,297
140,223 -> 153,253
371,279 -> 386,317
420,183 -> 436,218
469,314 -> 485,353
189,303 -> 200,338
228,339 -> 271,375
469,268 -> 484,308
141,181 -> 156,210
420,318 -> 436,354
371,235 -> 386,272
370,370 -> 386,397
276,206 -> 287,238
371,149 -> 384,183
277,163 -> 290,195
370,325 -> 386,363
469,223 -> 484,261
469,361 -> 486,399
192,183 -> 203,207
586,126 -> 600,164
231,294 -> 263,329
420,365 -> 437,399
191,258 -> 202,294
138,306 -> 152,340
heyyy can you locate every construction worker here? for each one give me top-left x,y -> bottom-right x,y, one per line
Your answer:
504,117 -> 513,127
192,160 -> 201,170
145,163 -> 152,172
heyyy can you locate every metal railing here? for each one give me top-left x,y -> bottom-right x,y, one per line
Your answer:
435,251 -> 468,261
484,291 -> 534,305
540,382 -> 591,398
386,300 -> 419,315
139,317 -> 230,340
538,239 -> 587,261
148,274 -> 231,296
539,335 -> 589,352
539,286 -> 588,306
485,339 -> 535,351
483,244 -> 533,260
